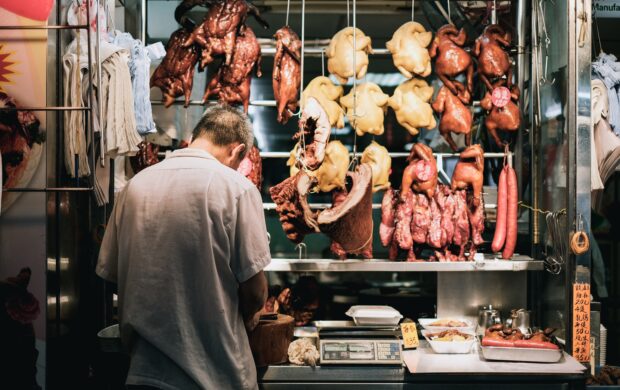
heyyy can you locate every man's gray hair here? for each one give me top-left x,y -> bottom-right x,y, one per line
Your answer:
192,104 -> 254,156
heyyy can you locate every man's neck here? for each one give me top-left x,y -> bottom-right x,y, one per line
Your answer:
189,138 -> 227,161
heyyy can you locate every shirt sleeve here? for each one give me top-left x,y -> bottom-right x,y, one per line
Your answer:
96,188 -> 127,283
231,187 -> 271,283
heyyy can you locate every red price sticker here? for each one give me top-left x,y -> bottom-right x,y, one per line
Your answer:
400,322 -> 419,349
491,86 -> 511,108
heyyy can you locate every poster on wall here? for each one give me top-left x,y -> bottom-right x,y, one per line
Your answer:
0,6 -> 48,214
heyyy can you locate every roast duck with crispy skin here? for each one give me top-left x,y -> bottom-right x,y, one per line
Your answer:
380,143 -> 486,262
480,84 -> 521,147
203,26 -> 262,112
179,0 -> 268,68
150,28 -> 199,108
429,24 -> 474,95
237,145 -> 262,189
386,21 -> 433,78
388,78 -> 436,136
473,24 -> 513,91
432,81 -> 473,151
273,26 -> 302,124
326,27 -> 373,84
340,82 -> 390,136
130,142 -> 160,174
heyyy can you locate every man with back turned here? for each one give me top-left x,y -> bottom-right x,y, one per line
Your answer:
97,104 -> 270,390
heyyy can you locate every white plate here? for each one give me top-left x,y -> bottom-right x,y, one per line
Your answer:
422,329 -> 476,354
345,305 -> 403,326
418,318 -> 477,333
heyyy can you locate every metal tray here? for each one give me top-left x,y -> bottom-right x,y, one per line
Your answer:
479,344 -> 563,363
312,320 -> 399,331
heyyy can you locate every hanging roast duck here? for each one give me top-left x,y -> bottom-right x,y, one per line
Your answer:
429,24 -> 474,95
473,24 -> 513,90
273,26 -> 302,124
432,81 -> 473,151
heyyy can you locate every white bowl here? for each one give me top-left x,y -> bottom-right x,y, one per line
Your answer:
422,329 -> 476,354
418,318 -> 477,333
345,305 -> 403,326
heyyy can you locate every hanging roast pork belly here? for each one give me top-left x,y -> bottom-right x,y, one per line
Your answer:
273,26 -> 302,124
269,171 -> 319,244
292,97 -> 332,171
318,163 -> 373,258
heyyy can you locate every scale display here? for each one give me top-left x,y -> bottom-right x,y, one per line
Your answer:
320,339 -> 402,365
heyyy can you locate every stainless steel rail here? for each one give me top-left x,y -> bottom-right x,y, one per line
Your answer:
0,25 -> 89,30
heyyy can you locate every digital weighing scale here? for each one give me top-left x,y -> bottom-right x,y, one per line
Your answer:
312,321 -> 403,365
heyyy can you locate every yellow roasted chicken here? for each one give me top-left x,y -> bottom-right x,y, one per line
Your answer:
301,76 -> 345,129
361,141 -> 391,193
288,140 -> 350,193
326,27 -> 373,84
388,78 -> 436,136
340,83 -> 389,136
386,22 -> 433,78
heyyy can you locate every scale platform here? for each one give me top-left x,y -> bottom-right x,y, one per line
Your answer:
312,321 -> 403,365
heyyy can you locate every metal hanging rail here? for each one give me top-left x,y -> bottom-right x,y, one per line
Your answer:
5,187 -> 95,193
0,106 -> 91,111
151,99 -> 483,108
0,25 -> 89,30
259,151 -> 509,158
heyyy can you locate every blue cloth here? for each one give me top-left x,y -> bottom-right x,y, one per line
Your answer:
592,53 -> 620,136
113,32 -> 156,135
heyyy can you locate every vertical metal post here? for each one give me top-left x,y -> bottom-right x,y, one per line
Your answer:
515,0 -> 526,228
141,0 -> 147,44
566,0 -> 592,354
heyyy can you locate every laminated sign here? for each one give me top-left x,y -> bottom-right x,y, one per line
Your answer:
400,322 -> 419,349
572,282 -> 591,362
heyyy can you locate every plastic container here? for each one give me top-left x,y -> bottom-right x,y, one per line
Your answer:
422,329 -> 476,354
345,305 -> 403,326
418,318 -> 477,333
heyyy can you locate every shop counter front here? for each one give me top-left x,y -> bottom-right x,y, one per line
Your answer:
258,342 -> 587,389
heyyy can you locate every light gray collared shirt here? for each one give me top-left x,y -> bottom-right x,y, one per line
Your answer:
97,148 -> 271,390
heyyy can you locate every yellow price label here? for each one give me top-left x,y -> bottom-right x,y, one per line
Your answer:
400,322 -> 419,349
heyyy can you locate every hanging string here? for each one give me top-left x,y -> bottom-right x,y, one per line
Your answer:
351,0 -> 359,165
346,0 -> 350,26
286,0 -> 291,26
593,9 -> 603,55
321,49 -> 325,76
411,0 -> 415,21
300,0 -> 305,109
448,0 -> 451,24
518,201 -> 566,216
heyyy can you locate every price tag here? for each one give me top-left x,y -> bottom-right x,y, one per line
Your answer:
400,322 -> 419,349
572,282 -> 591,362
491,86 -> 511,108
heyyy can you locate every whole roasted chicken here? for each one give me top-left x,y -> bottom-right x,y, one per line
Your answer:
473,24 -> 512,90
203,26 -> 261,112
289,140 -> 349,193
181,0 -> 269,68
432,81 -> 473,151
360,141 -> 391,192
301,76 -> 345,128
273,26 -> 302,124
429,24 -> 474,95
386,22 -> 433,78
401,143 -> 438,199
150,28 -> 199,108
388,78 -> 436,136
326,27 -> 373,84
480,85 -> 521,147
451,144 -> 484,205
340,83 -> 389,136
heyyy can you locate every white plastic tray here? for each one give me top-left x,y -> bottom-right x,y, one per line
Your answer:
418,318 -> 477,333
345,305 -> 403,326
422,329 -> 476,354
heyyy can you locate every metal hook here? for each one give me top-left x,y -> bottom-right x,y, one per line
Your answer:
295,243 -> 307,260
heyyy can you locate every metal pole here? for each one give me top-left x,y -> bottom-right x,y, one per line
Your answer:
515,0 -> 527,239
141,0 -> 147,44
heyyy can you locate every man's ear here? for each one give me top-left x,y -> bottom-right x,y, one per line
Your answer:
232,143 -> 247,159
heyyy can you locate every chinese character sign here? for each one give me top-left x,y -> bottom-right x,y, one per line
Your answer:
572,283 -> 591,362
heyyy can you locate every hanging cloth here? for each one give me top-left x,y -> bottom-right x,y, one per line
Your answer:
591,79 -> 606,191
592,53 -> 620,135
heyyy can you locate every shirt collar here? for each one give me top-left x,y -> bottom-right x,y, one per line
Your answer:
168,148 -> 216,160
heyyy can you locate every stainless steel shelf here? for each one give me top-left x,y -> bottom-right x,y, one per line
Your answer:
260,152 -> 508,158
264,255 -> 542,272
